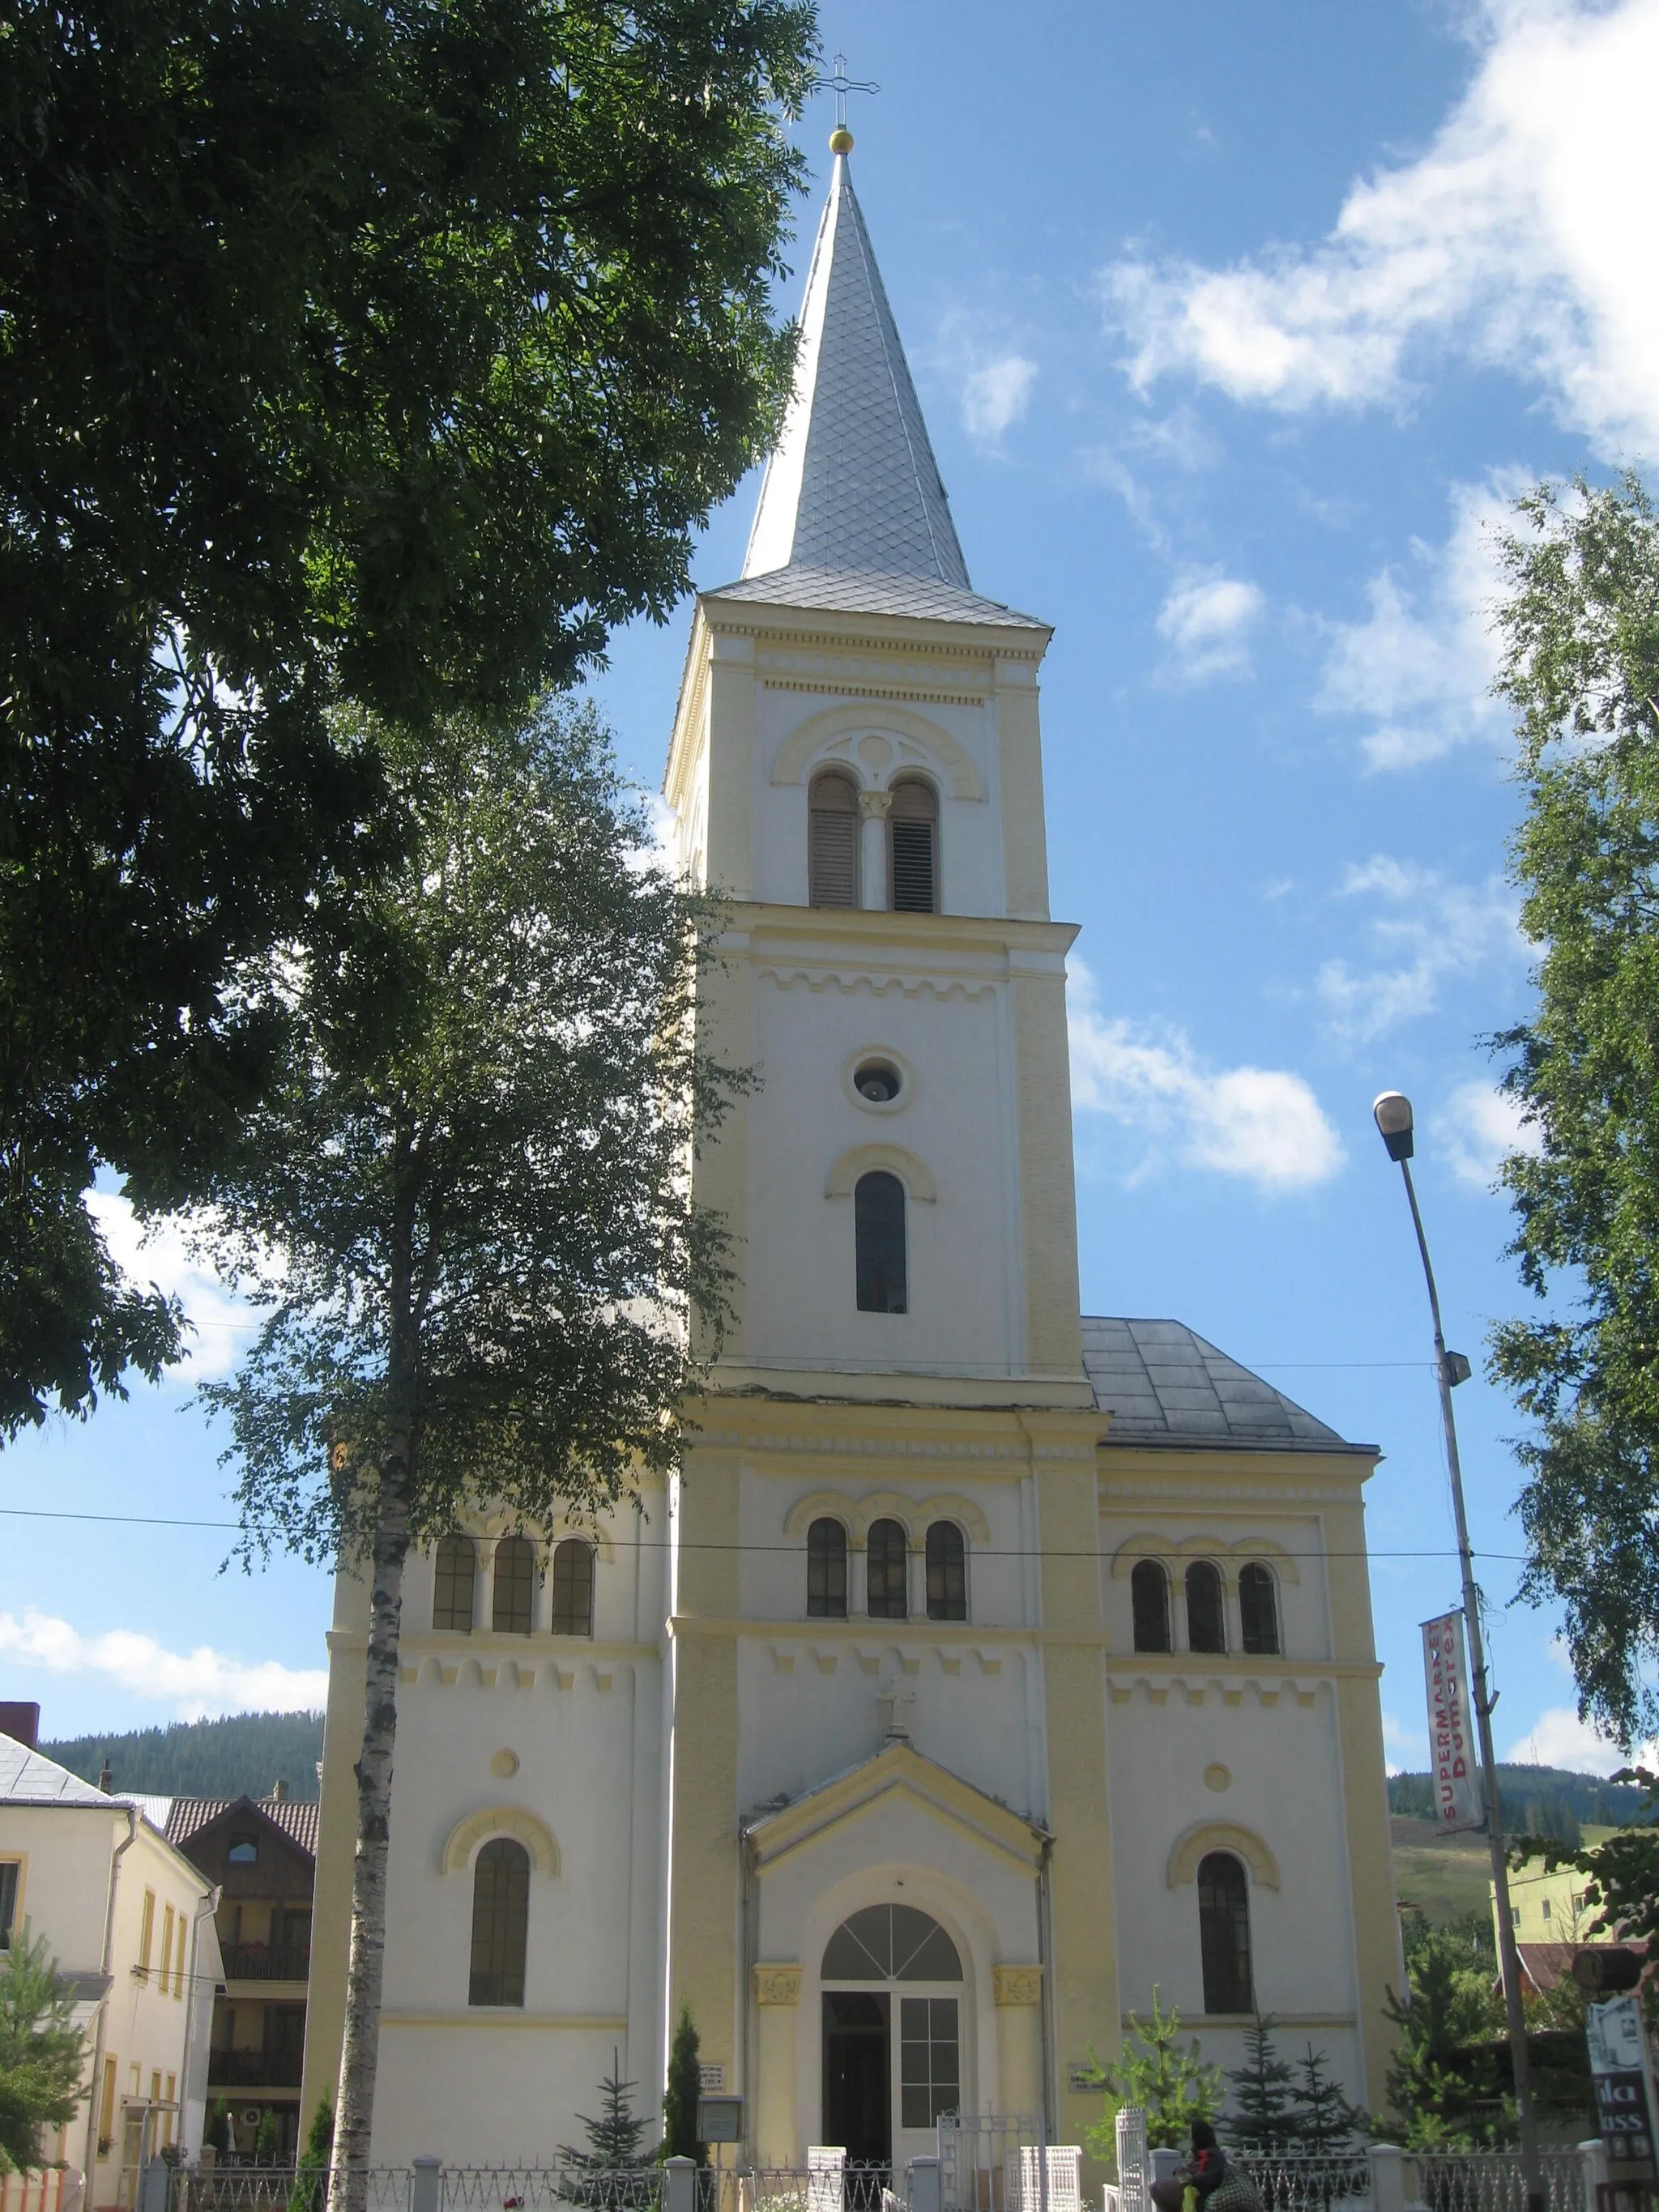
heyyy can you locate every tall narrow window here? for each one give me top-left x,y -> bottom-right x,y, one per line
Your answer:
1185,1560 -> 1226,1653
855,1170 -> 907,1313
889,778 -> 939,913
808,1519 -> 849,1618
867,1519 -> 910,1620
1197,1852 -> 1252,2014
433,1532 -> 477,1630
809,771 -> 860,906
138,1890 -> 156,1978
492,1534 -> 535,1634
468,1839 -> 530,2007
1132,1559 -> 1172,1653
550,1539 -> 595,1636
1,1860 -> 22,1949
1239,1562 -> 1281,1656
925,1522 -> 967,1622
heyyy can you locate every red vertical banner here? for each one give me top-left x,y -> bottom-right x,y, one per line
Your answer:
1422,1609 -> 1484,1832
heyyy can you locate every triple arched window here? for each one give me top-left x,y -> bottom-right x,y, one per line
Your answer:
808,771 -> 940,914
1128,1557 -> 1282,1655
803,1517 -> 968,1622
433,1533 -> 477,1631
430,1532 -> 596,1636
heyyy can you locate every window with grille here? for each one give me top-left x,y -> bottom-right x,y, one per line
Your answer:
807,1519 -> 848,1618
1185,1559 -> 1226,1653
492,1535 -> 535,1634
433,1532 -> 476,1630
809,772 -> 859,906
468,1838 -> 529,2007
855,1170 -> 907,1313
1197,1852 -> 1252,2014
1132,1559 -> 1171,1652
900,1997 -> 961,2128
925,1522 -> 966,1621
889,778 -> 938,913
1239,1562 -> 1281,1656
866,1518 -> 909,1620
550,1539 -> 595,1636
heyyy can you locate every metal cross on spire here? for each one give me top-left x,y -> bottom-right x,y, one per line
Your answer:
816,49 -> 878,139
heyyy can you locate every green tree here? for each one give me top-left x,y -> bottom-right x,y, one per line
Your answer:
1486,473 -> 1659,1745
289,2099 -> 334,2212
560,2055 -> 657,2189
254,2110 -> 281,2163
0,0 -> 817,1438
0,1923 -> 86,2174
662,2008 -> 709,2166
1225,2016 -> 1300,2152
205,2104 -> 231,2159
1290,2045 -> 1367,2153
1383,1915 -> 1510,2149
193,700 -> 737,2212
1511,1764 -> 1659,2022
1083,1987 -> 1223,2159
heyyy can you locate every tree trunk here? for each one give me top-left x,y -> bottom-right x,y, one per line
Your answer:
326,1459 -> 412,2212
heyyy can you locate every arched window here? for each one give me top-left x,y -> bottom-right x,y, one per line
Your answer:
867,1518 -> 909,1621
550,1539 -> 595,1637
1131,1559 -> 1171,1652
855,1170 -> 907,1313
433,1534 -> 476,1631
468,1838 -> 530,2007
823,1905 -> 962,1981
925,1522 -> 966,1622
1185,1560 -> 1226,1653
889,778 -> 938,913
809,771 -> 860,907
1197,1852 -> 1252,2014
1239,1562 -> 1281,1656
807,1519 -> 848,1619
492,1535 -> 535,1634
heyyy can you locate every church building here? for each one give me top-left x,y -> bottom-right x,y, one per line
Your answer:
303,133 -> 1401,2177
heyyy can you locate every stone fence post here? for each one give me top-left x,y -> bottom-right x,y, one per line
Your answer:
665,2156 -> 698,2212
412,2154 -> 442,2212
1577,2139 -> 1609,2212
1369,2144 -> 1407,2212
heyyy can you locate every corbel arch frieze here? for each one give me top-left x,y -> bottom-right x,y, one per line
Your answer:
1166,1819 -> 1280,1891
472,1513 -> 616,1565
825,1142 -> 936,1203
441,1805 -> 561,1877
1108,1533 -> 1301,1586
771,704 -> 984,801
780,1490 -> 995,1547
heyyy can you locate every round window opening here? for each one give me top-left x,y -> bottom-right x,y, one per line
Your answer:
855,1059 -> 902,1105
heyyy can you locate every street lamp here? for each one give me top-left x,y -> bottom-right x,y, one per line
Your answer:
1372,1091 -> 1542,2212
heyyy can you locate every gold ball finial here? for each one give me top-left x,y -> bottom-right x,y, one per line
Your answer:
829,126 -> 854,155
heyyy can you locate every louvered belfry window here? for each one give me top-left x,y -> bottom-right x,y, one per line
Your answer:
889,778 -> 938,913
809,771 -> 859,906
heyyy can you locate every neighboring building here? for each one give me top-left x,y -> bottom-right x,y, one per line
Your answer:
304,132 -> 1400,2178
167,1789 -> 318,2162
0,1715 -> 220,2207
1495,1856 -> 1600,1946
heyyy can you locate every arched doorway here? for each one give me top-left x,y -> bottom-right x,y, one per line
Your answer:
821,1905 -> 963,2180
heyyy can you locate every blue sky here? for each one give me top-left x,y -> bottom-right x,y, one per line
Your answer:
6,0 -> 1656,1772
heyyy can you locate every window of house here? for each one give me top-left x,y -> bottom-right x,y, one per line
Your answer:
809,771 -> 860,907
1239,1562 -> 1281,1656
433,1533 -> 477,1631
468,1838 -> 530,2007
866,1518 -> 910,1621
138,1890 -> 156,1976
0,1860 -> 19,1949
855,1170 -> 907,1313
550,1539 -> 595,1637
925,1522 -> 967,1622
492,1534 -> 535,1634
889,778 -> 939,913
227,1836 -> 258,1865
1131,1560 -> 1171,1652
160,1905 -> 175,1990
1185,1560 -> 1226,1653
807,1519 -> 849,1619
1197,1851 -> 1252,2014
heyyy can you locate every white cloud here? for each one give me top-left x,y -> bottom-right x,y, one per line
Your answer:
1316,855 -> 1521,1041
961,355 -> 1038,444
0,1609 -> 326,1721
87,1191 -> 250,1377
1435,1079 -> 1542,1187
1384,1710 -> 1429,1775
1317,476 -> 1520,769
1155,570 -> 1266,684
1504,1704 -> 1657,1775
1069,962 -> 1345,1190
1101,0 -> 1659,457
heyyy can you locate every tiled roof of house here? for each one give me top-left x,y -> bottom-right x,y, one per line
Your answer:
1081,1315 -> 1367,1452
164,1794 -> 319,1860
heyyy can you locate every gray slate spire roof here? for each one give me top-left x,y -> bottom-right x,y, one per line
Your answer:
718,154 -> 1043,632
1081,1317 -> 1366,1451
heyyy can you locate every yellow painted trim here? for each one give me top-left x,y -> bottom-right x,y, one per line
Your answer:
1166,1821 -> 1280,1891
382,2011 -> 628,2031
441,1805 -> 560,1877
824,1142 -> 936,1203
770,702 -> 985,800
754,1964 -> 803,2007
1108,1535 -> 1303,1585
992,1966 -> 1043,2007
0,1852 -> 27,1929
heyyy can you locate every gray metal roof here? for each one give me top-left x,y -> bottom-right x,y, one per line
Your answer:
0,1737 -> 124,1805
742,154 -> 970,590
706,564 -> 1047,630
1081,1316 -> 1358,1451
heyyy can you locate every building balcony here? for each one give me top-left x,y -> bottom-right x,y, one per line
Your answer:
207,2051 -> 301,2091
219,1945 -> 311,1983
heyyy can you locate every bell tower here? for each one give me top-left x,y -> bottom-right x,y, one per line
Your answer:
664,142 -> 1089,1409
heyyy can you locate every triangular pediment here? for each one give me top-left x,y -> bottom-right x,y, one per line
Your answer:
743,1738 -> 1047,1877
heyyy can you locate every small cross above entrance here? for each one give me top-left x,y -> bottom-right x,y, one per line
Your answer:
878,1681 -> 915,1741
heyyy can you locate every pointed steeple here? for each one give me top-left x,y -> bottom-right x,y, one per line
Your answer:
742,150 -> 971,592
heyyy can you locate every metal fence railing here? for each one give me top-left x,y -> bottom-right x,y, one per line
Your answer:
1414,2154 -> 1587,2212
936,2112 -> 1043,2212
1235,2154 -> 1373,2212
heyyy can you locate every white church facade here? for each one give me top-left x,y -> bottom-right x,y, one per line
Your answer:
304,139 -> 1401,2178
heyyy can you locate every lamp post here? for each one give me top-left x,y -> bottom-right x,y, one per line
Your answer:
1372,1091 -> 1542,2212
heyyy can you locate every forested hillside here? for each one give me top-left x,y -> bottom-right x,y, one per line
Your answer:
43,1710 -> 324,1801
1388,1762 -> 1652,1844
